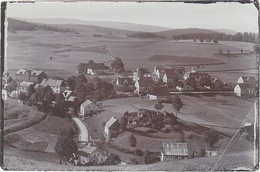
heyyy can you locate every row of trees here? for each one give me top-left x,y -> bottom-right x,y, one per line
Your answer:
127,32 -> 165,39
172,32 -> 258,43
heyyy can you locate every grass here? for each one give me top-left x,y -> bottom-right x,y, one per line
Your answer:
33,115 -> 76,135
4,99 -> 47,135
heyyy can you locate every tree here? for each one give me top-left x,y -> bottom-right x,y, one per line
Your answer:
129,134 -> 137,152
203,130 -> 221,154
199,77 -> 212,87
119,112 -> 128,131
94,89 -> 102,101
111,57 -> 125,73
154,100 -> 164,115
177,131 -> 185,143
214,79 -> 224,90
186,77 -> 196,90
27,84 -> 36,98
66,76 -> 76,90
18,92 -> 27,103
172,95 -> 183,117
54,134 -> 78,164
219,49 -> 223,54
199,38 -> 204,43
213,39 -> 218,44
253,44 -> 259,54
103,154 -> 121,165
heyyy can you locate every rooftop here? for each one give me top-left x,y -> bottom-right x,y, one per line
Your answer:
162,142 -> 188,156
40,78 -> 65,87
105,117 -> 117,129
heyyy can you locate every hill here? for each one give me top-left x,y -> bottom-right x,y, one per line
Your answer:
19,18 -> 171,32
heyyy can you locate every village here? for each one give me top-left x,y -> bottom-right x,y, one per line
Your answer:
2,57 -> 258,166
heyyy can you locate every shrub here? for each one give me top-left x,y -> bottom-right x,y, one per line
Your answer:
135,149 -> 143,156
198,149 -> 206,157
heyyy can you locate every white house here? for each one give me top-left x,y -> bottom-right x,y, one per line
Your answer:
104,117 -> 120,139
78,146 -> 107,165
80,100 -> 100,117
40,78 -> 66,94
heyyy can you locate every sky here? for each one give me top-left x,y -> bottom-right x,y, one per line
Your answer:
7,2 -> 258,33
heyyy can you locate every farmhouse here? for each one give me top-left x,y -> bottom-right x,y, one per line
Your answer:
40,78 -> 66,94
15,69 -> 47,85
234,83 -> 257,97
78,146 -> 107,165
237,76 -> 256,84
18,81 -> 36,94
116,77 -> 133,86
147,86 -> 170,101
160,142 -> 189,161
104,117 -> 120,139
79,100 -> 101,117
134,78 -> 154,95
62,90 -> 76,101
87,63 -> 111,75
133,68 -> 150,82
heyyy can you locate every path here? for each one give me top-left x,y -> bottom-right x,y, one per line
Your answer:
72,117 -> 89,142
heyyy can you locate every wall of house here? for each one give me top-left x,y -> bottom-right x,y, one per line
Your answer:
147,94 -> 157,100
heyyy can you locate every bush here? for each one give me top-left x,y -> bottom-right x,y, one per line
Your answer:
135,149 -> 143,156
198,149 -> 206,157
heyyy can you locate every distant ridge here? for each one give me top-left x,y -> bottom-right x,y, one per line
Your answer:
18,18 -> 171,32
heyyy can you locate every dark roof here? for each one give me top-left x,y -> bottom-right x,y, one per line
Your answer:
150,86 -> 169,96
117,77 -> 133,85
240,76 -> 256,82
89,63 -> 109,70
237,83 -> 257,90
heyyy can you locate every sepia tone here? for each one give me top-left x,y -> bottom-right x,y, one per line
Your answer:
1,2 -> 259,171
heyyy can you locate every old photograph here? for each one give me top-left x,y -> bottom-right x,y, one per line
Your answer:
1,1 -> 259,171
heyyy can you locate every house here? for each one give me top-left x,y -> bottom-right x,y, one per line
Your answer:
116,77 -> 133,86
15,69 -> 47,85
154,65 -> 165,81
147,86 -> 170,101
134,78 -> 154,95
162,71 -> 177,84
87,63 -> 111,75
104,117 -> 120,139
62,90 -> 76,101
161,142 -> 189,161
79,100 -> 101,117
151,73 -> 160,83
237,76 -> 256,84
17,81 -> 34,94
234,83 -> 257,97
78,146 -> 107,165
133,68 -> 150,82
40,78 -> 66,94
2,89 -> 7,100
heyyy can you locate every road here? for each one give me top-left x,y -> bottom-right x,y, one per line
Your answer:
72,117 -> 89,143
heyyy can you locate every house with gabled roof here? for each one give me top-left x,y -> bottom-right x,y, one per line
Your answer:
40,78 -> 66,94
18,81 -> 35,94
237,76 -> 257,84
78,146 -> 108,165
234,83 -> 257,97
62,90 -> 76,100
147,86 -> 170,101
79,100 -> 101,117
161,142 -> 189,161
15,69 -> 47,85
87,63 -> 111,75
104,117 -> 120,139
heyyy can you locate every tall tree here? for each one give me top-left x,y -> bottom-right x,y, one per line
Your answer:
154,100 -> 164,115
66,76 -> 76,90
111,57 -> 125,73
172,95 -> 183,117
54,134 -> 78,164
129,134 -> 137,152
27,84 -> 36,98
203,130 -> 221,154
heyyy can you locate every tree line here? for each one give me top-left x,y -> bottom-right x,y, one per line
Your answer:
127,32 -> 165,39
172,32 -> 258,43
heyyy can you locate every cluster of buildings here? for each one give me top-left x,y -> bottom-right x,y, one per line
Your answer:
234,76 -> 258,97
76,61 -> 114,75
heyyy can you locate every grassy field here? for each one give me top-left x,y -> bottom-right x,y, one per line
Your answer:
6,28 -> 257,82
4,98 -> 47,135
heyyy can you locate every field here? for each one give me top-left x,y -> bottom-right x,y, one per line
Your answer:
4,22 -> 258,170
4,98 -> 47,135
6,26 -> 257,83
